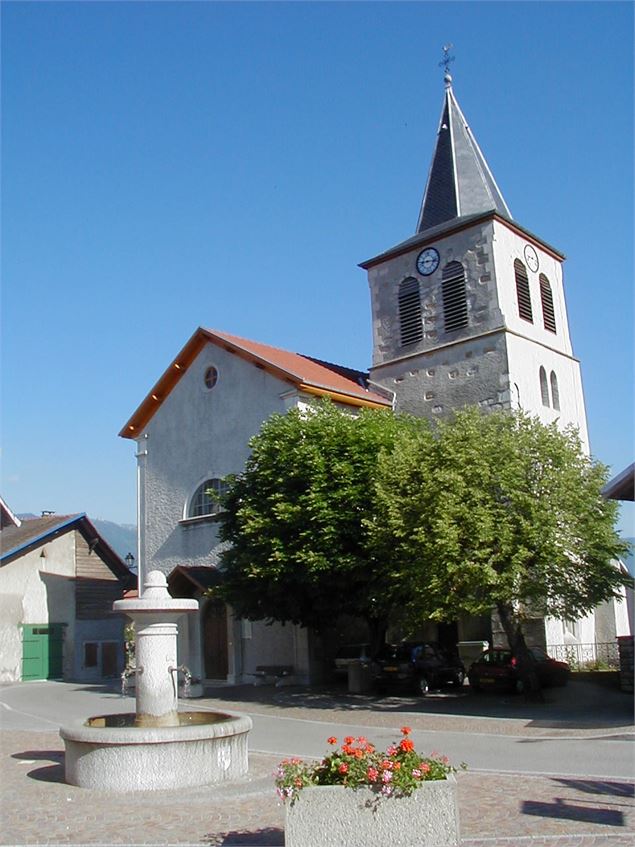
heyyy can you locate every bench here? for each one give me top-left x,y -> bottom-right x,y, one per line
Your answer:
250,665 -> 295,686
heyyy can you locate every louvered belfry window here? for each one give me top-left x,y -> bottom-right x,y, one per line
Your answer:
539,274 -> 557,333
398,277 -> 423,346
442,261 -> 468,333
514,259 -> 533,323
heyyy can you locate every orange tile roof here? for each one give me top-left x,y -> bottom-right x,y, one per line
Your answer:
120,327 -> 391,439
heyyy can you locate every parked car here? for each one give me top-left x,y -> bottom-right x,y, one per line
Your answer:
468,647 -> 570,693
373,642 -> 465,696
333,643 -> 373,677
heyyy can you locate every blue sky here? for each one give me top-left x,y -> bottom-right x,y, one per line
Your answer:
2,2 -> 633,535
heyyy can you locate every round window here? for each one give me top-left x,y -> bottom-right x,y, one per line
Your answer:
204,366 -> 218,390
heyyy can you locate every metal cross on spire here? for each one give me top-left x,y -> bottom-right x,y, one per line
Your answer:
439,43 -> 455,87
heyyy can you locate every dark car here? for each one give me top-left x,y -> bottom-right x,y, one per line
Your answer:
468,647 -> 570,693
373,642 -> 465,696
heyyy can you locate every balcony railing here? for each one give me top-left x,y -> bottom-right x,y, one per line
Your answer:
549,641 -> 620,670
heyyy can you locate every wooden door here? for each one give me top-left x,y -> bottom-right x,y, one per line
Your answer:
22,624 -> 64,680
203,600 -> 228,679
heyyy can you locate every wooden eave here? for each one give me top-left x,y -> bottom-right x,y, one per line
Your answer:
120,328 -> 390,439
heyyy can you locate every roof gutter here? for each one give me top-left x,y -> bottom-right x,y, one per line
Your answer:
299,384 -> 391,410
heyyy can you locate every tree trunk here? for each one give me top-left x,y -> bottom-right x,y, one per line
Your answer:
496,603 -> 543,702
368,618 -> 387,659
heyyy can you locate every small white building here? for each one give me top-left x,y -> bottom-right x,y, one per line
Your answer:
0,500 -> 135,683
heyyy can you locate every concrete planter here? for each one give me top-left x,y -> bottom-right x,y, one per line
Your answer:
285,775 -> 460,847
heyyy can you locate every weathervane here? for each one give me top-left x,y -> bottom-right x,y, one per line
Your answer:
439,43 -> 455,87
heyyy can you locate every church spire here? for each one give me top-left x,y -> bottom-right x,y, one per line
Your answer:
416,55 -> 511,234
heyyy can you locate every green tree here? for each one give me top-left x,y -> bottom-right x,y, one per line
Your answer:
218,401 -> 426,648
372,407 -> 631,691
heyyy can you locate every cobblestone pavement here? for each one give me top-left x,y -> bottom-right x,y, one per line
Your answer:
2,728 -> 633,847
2,682 -> 634,847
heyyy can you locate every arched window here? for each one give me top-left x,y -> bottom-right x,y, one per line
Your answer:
398,277 -> 423,345
539,367 -> 549,407
187,478 -> 228,518
514,259 -> 533,323
441,261 -> 468,332
550,371 -> 560,411
539,275 -> 557,333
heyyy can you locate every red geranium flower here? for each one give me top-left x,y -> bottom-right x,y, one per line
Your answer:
400,738 -> 415,752
327,736 -> 337,745
401,726 -> 412,736
338,762 -> 348,774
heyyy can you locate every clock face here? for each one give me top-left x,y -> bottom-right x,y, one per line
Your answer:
523,244 -> 539,273
416,247 -> 440,276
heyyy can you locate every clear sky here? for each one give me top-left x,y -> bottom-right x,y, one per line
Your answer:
2,1 -> 633,535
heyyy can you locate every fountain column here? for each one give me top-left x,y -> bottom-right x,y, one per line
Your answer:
113,570 -> 198,726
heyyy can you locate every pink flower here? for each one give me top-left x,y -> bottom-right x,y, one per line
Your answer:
367,767 -> 378,781
382,770 -> 393,783
338,763 -> 349,774
386,745 -> 397,756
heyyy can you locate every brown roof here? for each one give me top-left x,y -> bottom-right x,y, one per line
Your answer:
120,327 -> 391,439
0,513 -> 135,585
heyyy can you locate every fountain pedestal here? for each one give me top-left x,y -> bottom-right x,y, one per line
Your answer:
60,570 -> 252,791
114,571 -> 198,726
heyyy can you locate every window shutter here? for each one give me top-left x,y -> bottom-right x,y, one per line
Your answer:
514,260 -> 533,322
398,278 -> 423,345
442,261 -> 468,332
539,275 -> 557,333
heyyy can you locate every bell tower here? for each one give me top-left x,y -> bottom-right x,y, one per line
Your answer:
361,62 -> 589,451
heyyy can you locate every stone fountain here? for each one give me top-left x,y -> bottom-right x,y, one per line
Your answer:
60,570 -> 251,791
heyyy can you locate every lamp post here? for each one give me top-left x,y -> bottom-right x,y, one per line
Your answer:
125,552 -> 135,571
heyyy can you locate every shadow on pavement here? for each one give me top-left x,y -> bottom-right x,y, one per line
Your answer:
12,749 -> 65,783
521,798 -> 625,827
201,678 -> 633,729
551,778 -> 635,798
202,827 -> 284,845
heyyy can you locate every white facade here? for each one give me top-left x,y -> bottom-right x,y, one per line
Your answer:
0,533 -> 76,683
134,341 -> 317,684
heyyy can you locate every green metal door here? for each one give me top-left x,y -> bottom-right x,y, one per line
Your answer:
21,624 -> 65,680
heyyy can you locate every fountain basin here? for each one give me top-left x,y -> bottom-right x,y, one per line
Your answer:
60,710 -> 252,791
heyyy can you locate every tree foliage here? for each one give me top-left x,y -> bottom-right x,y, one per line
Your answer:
218,400 -> 630,682
371,407 -> 631,663
218,401 -> 424,637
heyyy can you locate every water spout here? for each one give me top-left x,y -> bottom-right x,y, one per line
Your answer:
169,664 -> 192,698
120,665 -> 144,696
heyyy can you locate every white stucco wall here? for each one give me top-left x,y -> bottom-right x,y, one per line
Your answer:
490,221 -> 574,355
136,341 -> 313,681
505,333 -> 589,451
139,342 -> 294,579
0,532 -> 76,683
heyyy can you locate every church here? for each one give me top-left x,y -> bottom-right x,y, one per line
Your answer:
120,68 -> 629,685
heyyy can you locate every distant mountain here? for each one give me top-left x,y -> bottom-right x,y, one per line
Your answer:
92,519 -> 137,567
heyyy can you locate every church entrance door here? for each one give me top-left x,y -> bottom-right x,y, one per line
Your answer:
203,600 -> 228,679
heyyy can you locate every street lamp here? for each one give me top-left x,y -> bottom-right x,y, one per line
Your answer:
125,552 -> 135,571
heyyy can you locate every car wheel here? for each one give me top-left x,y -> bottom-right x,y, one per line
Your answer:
453,670 -> 465,687
415,676 -> 429,696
